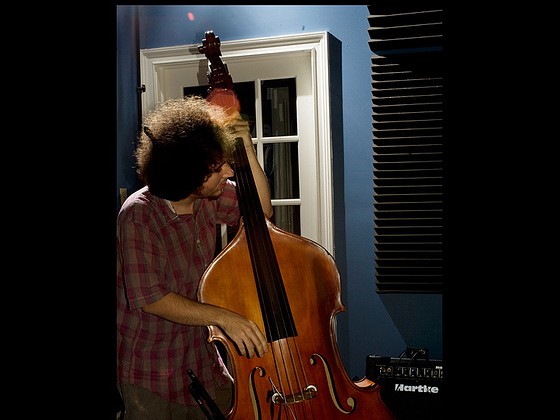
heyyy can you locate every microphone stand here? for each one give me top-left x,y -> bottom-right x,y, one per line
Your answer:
187,369 -> 227,420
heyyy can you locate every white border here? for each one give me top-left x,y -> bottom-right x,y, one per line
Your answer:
140,32 -> 334,255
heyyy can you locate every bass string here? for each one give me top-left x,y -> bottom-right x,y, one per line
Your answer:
232,140 -> 310,406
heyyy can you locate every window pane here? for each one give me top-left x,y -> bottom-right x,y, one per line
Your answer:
261,79 -> 297,136
271,205 -> 300,235
263,142 -> 299,199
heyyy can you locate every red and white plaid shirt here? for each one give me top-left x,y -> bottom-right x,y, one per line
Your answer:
116,182 -> 239,405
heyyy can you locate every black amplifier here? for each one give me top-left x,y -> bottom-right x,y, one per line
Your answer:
366,355 -> 444,420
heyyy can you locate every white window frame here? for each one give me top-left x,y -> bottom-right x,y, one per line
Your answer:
139,31 -> 335,256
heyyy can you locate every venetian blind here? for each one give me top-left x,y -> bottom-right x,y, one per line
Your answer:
368,1 -> 444,293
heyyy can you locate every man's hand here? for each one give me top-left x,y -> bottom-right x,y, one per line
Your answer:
218,309 -> 269,358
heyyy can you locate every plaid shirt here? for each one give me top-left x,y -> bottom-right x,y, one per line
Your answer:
116,182 -> 240,405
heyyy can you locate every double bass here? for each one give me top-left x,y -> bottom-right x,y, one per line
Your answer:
197,30 -> 395,420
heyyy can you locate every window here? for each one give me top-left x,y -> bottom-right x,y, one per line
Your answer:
139,32 -> 337,255
184,78 -> 302,247
368,2 -> 444,293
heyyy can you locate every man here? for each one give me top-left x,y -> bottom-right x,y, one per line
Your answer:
116,96 -> 272,419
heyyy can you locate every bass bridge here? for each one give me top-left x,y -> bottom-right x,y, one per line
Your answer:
268,383 -> 318,405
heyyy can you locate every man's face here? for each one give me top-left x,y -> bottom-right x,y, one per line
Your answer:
194,161 -> 234,200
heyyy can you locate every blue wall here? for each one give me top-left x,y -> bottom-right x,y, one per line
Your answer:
116,5 -> 442,380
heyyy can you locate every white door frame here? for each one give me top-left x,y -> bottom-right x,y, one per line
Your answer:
139,31 -> 335,256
